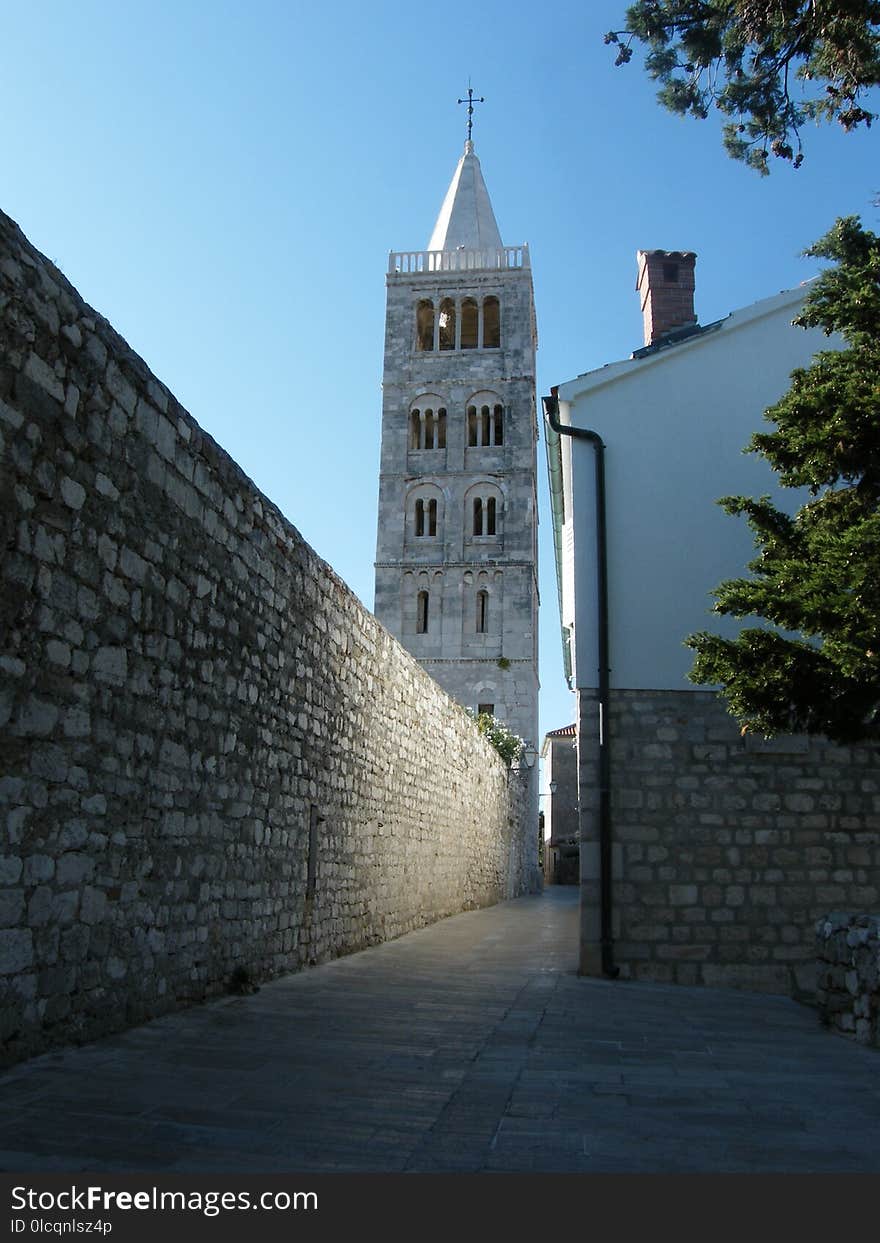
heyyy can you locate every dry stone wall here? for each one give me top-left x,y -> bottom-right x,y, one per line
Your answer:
816,913 -> 879,1047
578,688 -> 880,996
0,209 -> 532,1066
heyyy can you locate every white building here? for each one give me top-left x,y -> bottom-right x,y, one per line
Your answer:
550,260 -> 832,693
544,253 -> 852,991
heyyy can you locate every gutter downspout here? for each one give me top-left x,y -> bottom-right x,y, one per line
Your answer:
542,392 -> 618,980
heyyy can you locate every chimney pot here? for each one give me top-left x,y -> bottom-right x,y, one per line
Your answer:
636,249 -> 697,347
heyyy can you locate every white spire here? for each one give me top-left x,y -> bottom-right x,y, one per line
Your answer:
427,141 -> 503,253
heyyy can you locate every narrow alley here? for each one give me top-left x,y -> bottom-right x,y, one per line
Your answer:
2,887 -> 877,1173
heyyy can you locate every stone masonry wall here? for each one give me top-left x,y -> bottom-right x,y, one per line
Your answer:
577,689 -> 880,996
816,913 -> 879,1047
0,209 -> 532,1067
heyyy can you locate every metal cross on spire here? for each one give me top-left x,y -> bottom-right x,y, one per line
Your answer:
457,84 -> 485,143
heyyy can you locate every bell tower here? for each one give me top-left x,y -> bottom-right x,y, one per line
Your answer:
373,132 -> 538,752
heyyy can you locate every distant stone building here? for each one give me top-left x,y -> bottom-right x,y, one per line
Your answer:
373,139 -> 539,753
541,723 -> 578,885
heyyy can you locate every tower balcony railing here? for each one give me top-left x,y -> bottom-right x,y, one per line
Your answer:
388,244 -> 529,275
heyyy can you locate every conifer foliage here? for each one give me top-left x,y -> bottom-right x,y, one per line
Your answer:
686,218 -> 880,742
606,2 -> 880,172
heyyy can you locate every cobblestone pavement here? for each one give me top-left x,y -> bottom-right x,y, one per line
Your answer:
2,886 -> 878,1173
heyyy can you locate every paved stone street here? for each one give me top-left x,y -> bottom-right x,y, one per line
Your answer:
1,887 -> 877,1173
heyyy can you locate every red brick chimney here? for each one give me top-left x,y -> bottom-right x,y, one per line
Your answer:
636,250 -> 697,347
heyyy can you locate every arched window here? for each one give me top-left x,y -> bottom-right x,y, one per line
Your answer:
467,406 -> 477,447
461,298 -> 478,349
416,297 -> 499,352
439,299 -> 456,350
483,296 -> 500,348
469,490 -> 501,538
410,403 -> 447,451
473,497 -> 483,536
476,589 -> 489,633
416,300 -> 435,351
416,590 -> 429,634
412,492 -> 440,539
467,398 -> 504,448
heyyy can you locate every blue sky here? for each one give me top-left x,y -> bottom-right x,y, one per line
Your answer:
4,1 -> 877,748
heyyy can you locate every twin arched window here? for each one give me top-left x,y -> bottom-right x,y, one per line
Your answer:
472,495 -> 497,537
409,486 -> 443,540
414,497 -> 438,537
416,296 -> 500,351
407,487 -> 501,542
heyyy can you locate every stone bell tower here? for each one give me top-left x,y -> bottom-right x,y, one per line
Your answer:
373,129 -> 538,752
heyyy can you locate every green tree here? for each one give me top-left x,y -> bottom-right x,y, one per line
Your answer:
606,2 -> 880,172
686,217 -> 880,742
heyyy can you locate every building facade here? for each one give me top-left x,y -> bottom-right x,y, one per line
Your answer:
544,253 -> 879,996
541,723 -> 579,885
373,140 -> 539,751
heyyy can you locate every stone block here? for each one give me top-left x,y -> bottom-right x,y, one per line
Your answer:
51,891 -> 79,924
105,361 -> 136,415
155,413 -> 177,461
0,890 -> 24,926
120,547 -> 148,583
784,793 -> 815,813
23,352 -> 64,402
62,322 -> 82,349
95,472 -> 119,500
14,696 -> 59,737
60,475 -> 86,510
60,924 -> 90,963
27,887 -> 53,927
93,645 -> 128,685
46,639 -> 71,667
56,853 -> 94,886
0,857 -> 23,886
79,887 -> 107,925
0,685 -> 13,730
855,1018 -> 873,1043
0,929 -> 34,975
23,855 -> 54,886
63,707 -> 90,738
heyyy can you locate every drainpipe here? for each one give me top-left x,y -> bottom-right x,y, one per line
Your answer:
542,392 -> 618,979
